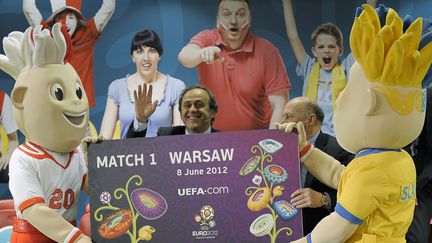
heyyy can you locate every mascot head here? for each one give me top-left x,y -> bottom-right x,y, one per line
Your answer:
334,5 -> 432,154
0,23 -> 89,152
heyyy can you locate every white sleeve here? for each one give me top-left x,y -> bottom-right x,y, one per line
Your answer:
74,147 -> 88,188
1,94 -> 18,134
9,150 -> 45,211
78,150 -> 88,182
93,0 -> 116,32
343,52 -> 356,70
133,117 -> 148,132
23,0 -> 43,27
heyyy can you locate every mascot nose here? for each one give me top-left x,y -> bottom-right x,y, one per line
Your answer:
72,100 -> 81,106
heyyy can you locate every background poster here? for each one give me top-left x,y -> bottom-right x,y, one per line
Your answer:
88,129 -> 302,242
0,0 -> 430,129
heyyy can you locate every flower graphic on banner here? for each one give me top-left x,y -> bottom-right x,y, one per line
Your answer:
240,139 -> 297,243
94,175 -> 168,242
252,175 -> 263,186
100,191 -> 112,204
194,205 -> 217,230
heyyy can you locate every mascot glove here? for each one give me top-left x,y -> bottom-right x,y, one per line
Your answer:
275,122 -> 314,161
81,135 -> 104,166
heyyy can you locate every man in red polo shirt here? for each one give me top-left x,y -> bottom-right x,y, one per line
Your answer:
178,0 -> 290,131
23,0 -> 115,107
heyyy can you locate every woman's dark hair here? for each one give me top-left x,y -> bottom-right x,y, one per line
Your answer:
130,29 -> 163,56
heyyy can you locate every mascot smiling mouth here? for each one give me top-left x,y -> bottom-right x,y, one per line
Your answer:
63,111 -> 86,126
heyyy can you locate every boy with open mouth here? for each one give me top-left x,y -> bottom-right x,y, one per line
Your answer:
282,0 -> 377,136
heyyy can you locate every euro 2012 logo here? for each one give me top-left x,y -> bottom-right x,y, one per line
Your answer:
194,205 -> 216,230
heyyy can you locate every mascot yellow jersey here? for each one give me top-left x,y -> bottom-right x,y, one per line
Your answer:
337,150 -> 416,242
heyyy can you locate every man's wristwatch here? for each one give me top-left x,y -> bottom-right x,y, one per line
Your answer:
320,192 -> 331,209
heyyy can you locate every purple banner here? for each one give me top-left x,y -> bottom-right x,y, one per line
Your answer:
88,129 -> 302,242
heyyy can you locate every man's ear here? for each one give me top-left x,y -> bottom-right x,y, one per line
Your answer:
309,113 -> 317,125
11,86 -> 27,110
210,110 -> 216,123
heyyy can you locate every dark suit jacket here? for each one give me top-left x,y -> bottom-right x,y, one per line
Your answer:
406,87 -> 432,243
126,123 -> 219,138
302,131 -> 354,235
157,126 -> 219,136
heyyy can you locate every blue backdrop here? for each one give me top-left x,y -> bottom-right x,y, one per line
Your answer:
0,0 -> 431,228
0,0 -> 430,131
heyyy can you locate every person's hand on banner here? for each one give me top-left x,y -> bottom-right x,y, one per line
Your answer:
81,135 -> 104,166
290,188 -> 325,208
275,121 -> 313,161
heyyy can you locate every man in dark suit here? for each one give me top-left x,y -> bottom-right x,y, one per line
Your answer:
127,85 -> 219,137
405,86 -> 432,243
280,96 -> 353,235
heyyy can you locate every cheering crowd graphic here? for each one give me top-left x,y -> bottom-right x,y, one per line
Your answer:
0,0 -> 431,242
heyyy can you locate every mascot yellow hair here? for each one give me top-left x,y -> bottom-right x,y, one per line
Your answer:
350,5 -> 432,115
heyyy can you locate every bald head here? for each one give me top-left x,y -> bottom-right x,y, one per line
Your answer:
281,97 -> 324,138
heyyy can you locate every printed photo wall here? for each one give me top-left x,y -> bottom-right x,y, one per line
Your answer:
0,0 -> 430,130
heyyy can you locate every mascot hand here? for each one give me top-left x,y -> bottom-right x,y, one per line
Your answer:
275,122 -> 313,161
0,31 -> 25,80
75,234 -> 92,242
81,135 -> 104,166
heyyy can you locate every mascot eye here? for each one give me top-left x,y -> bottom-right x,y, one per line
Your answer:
75,83 -> 83,99
50,83 -> 64,101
